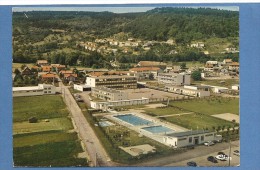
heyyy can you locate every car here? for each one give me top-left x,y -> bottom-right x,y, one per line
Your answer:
204,141 -> 215,146
187,161 -> 197,167
207,156 -> 218,163
233,150 -> 240,156
215,154 -> 232,161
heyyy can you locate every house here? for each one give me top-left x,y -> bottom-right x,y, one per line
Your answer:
13,84 -> 56,97
137,61 -> 167,68
190,42 -> 205,48
21,67 -> 33,76
223,59 -> 233,65
64,73 -> 77,82
229,62 -> 239,71
129,67 -> 162,80
36,60 -> 49,66
41,73 -> 58,82
86,75 -> 137,89
41,65 -> 52,72
157,72 -> 191,86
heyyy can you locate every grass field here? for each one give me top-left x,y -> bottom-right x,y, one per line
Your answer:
13,95 -> 88,167
168,97 -> 239,115
164,114 -> 236,130
13,95 -> 69,122
194,79 -> 239,88
13,117 -> 73,135
144,107 -> 186,116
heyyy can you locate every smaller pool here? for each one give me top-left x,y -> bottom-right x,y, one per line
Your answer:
142,125 -> 174,134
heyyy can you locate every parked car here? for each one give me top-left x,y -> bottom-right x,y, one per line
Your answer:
207,156 -> 218,163
204,141 -> 215,146
215,154 -> 232,161
187,161 -> 197,167
233,150 -> 240,156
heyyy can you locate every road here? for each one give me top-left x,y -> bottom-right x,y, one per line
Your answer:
133,140 -> 239,167
59,82 -> 114,167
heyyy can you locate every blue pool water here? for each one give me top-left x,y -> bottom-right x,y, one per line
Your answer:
142,125 -> 174,133
114,114 -> 153,126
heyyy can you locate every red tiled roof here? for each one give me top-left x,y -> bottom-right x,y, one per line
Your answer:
41,66 -> 52,72
41,73 -> 57,78
59,70 -> 73,74
64,73 -> 77,78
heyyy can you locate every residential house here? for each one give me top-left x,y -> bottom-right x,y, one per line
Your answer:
190,42 -> 205,48
21,67 -> 33,76
41,65 -> 52,72
41,73 -> 58,82
36,60 -> 49,66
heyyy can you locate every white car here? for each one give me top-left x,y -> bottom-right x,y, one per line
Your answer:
215,154 -> 232,161
204,141 -> 215,146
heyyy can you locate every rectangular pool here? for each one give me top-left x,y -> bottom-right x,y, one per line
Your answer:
114,114 -> 153,126
142,125 -> 174,134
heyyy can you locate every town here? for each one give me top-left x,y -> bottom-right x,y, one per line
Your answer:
12,7 -> 239,167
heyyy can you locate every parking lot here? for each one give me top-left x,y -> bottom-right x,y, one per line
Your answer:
123,88 -> 183,100
165,140 -> 240,167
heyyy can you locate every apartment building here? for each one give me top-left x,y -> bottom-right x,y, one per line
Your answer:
86,75 -> 137,89
158,72 -> 191,86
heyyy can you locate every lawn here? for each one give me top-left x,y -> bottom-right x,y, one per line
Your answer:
169,97 -> 239,115
13,95 -> 88,167
164,114 -> 237,131
13,131 -> 77,148
144,107 -> 186,116
13,117 -> 73,135
194,79 -> 239,88
13,95 -> 69,122
14,140 -> 87,167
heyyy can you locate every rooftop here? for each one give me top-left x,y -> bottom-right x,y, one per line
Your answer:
13,86 -> 40,91
166,130 -> 212,138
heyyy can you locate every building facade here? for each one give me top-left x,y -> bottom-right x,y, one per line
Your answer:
158,73 -> 191,86
86,75 -> 137,89
92,87 -> 128,101
13,84 -> 56,97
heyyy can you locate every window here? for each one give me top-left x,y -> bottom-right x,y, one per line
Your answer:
201,136 -> 204,141
48,87 -> 51,90
189,137 -> 192,143
44,91 -> 47,93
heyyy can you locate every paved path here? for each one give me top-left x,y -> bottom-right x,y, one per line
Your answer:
59,82 -> 113,167
156,112 -> 194,118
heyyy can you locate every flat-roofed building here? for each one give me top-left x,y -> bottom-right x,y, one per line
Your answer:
13,84 -> 56,97
74,84 -> 91,92
86,75 -> 137,89
129,67 -> 162,80
163,130 -> 216,148
158,73 -> 190,86
165,85 -> 210,97
92,87 -> 128,101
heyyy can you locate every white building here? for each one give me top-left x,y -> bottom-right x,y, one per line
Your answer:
158,73 -> 191,86
90,97 -> 149,110
73,84 -> 91,92
163,130 -> 216,148
232,84 -> 240,91
202,84 -> 229,93
129,67 -> 162,80
13,84 -> 56,97
86,75 -> 137,89
92,87 -> 128,101
165,85 -> 210,97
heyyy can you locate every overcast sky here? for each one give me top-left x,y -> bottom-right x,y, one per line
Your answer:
13,6 -> 239,13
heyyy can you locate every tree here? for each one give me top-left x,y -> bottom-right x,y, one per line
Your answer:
180,62 -> 186,69
14,68 -> 21,75
191,70 -> 202,81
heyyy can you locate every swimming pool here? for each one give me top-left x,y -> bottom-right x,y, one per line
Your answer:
114,114 -> 153,126
142,125 -> 174,134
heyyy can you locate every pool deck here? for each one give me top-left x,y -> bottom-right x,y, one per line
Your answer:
105,111 -> 188,146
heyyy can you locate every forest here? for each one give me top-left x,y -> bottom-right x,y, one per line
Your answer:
13,7 -> 239,67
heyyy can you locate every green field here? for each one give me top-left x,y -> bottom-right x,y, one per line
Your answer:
13,95 -> 88,167
13,95 -> 69,122
144,107 -> 186,116
194,79 -> 239,88
169,97 -> 239,115
164,114 -> 237,130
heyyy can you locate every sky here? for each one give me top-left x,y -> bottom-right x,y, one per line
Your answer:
12,6 -> 239,13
